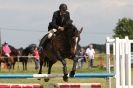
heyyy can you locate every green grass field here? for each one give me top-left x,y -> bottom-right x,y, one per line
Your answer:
0,55 -> 133,88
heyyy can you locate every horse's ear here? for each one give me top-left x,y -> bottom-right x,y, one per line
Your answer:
79,27 -> 83,34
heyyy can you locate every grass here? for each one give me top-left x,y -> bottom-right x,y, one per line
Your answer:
0,54 -> 133,88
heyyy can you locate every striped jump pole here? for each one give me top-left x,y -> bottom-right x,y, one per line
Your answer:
0,73 -> 114,79
49,83 -> 101,88
0,83 -> 43,88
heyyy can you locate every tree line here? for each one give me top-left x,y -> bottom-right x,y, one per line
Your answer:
81,17 -> 133,52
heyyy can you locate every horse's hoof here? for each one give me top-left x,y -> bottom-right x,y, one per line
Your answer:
69,71 -> 75,77
37,78 -> 41,80
63,74 -> 68,82
63,78 -> 68,82
44,78 -> 49,82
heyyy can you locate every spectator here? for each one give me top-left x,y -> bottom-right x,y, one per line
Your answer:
76,48 -> 86,69
85,44 -> 95,69
33,47 -> 40,70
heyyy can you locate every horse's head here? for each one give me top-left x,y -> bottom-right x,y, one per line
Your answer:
24,44 -> 36,55
70,27 -> 83,57
17,47 -> 23,56
64,22 -> 83,58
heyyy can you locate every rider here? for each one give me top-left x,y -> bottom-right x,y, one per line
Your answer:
48,3 -> 71,38
41,3 -> 72,48
2,41 -> 11,61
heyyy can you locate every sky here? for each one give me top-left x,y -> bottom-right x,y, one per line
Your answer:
0,0 -> 133,48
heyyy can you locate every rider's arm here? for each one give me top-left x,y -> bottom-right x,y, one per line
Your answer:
51,11 -> 59,29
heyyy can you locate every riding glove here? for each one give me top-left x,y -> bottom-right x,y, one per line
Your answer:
58,26 -> 64,31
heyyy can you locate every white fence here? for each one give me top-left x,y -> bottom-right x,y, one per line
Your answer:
106,36 -> 133,88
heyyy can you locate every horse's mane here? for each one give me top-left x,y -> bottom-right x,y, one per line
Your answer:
8,45 -> 18,55
39,34 -> 48,47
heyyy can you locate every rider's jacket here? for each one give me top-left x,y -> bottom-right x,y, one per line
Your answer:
2,44 -> 11,55
48,10 -> 70,30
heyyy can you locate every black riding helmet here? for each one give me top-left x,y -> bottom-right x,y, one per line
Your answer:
59,3 -> 67,11
4,41 -> 8,45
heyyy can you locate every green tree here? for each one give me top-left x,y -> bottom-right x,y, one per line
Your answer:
113,17 -> 133,39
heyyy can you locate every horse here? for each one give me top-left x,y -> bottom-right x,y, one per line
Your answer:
19,44 -> 36,71
0,45 -> 20,70
38,22 -> 83,82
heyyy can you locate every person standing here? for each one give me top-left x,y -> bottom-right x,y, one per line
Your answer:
76,48 -> 86,69
85,44 -> 95,69
33,47 -> 40,70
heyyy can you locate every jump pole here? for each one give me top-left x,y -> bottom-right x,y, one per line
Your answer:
0,73 -> 114,79
0,83 -> 43,88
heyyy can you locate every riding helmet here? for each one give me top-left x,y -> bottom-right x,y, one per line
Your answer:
59,3 -> 67,11
4,41 -> 8,44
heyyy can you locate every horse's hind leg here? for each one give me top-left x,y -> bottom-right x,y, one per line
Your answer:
38,57 -> 44,80
0,62 -> 1,71
44,60 -> 54,82
38,58 -> 44,74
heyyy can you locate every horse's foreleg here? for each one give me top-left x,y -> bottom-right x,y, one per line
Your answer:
60,59 -> 68,82
7,58 -> 12,70
22,61 -> 24,71
48,61 -> 53,74
70,57 -> 78,77
25,61 -> 27,70
13,63 -> 15,70
57,51 -> 68,82
11,63 -> 15,70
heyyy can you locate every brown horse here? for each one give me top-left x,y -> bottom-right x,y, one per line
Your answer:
38,22 -> 83,82
0,45 -> 19,70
